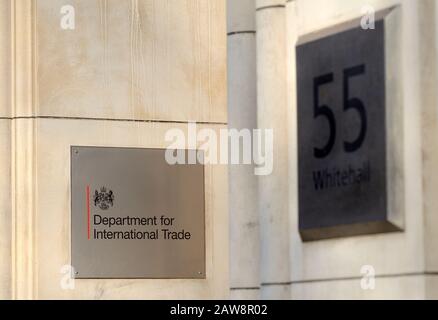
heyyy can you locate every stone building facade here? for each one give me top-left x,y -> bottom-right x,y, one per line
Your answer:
1,0 -> 438,300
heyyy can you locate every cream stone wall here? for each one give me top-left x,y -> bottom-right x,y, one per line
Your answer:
288,0 -> 431,300
0,1 -> 10,118
227,0 -> 438,299
227,0 -> 260,300
420,0 -> 438,300
256,0 -> 290,300
0,120 -> 11,300
4,0 -> 438,301
0,0 -> 11,300
35,120 -> 228,299
35,0 -> 226,123
7,0 -> 228,300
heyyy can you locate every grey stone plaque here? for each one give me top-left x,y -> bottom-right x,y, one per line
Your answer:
71,147 -> 205,279
297,18 -> 402,241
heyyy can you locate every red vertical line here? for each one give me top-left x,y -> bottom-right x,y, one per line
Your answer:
87,186 -> 90,240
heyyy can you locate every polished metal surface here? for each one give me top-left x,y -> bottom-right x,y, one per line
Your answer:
71,147 -> 205,279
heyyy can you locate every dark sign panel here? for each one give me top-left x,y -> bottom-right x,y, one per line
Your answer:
297,20 -> 400,241
71,147 -> 205,278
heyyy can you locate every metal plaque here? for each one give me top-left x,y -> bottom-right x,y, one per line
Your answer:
297,20 -> 400,241
71,147 -> 205,279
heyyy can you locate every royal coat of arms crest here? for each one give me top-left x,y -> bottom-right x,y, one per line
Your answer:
93,187 -> 114,210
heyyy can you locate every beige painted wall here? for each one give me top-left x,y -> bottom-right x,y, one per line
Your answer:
6,0 -> 228,300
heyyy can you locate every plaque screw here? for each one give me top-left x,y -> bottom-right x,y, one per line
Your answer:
74,150 -> 79,154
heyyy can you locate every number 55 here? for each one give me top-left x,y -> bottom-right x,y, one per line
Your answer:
313,64 -> 367,159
